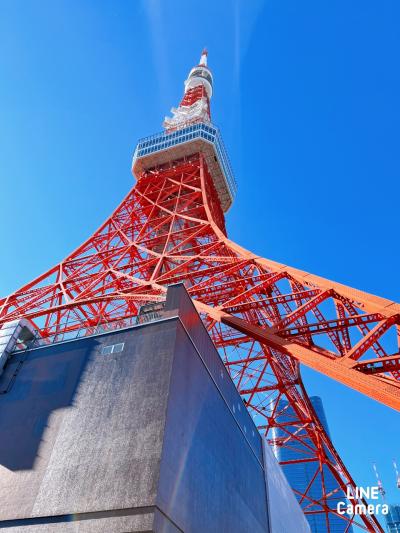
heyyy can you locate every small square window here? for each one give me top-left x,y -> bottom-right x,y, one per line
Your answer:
101,342 -> 124,355
101,345 -> 113,355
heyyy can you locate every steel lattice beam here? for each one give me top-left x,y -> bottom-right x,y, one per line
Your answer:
1,52 -> 395,532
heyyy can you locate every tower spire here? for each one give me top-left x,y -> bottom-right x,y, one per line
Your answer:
199,48 -> 208,66
163,49 -> 213,130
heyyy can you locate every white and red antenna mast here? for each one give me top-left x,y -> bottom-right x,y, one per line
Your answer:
372,463 -> 386,500
393,459 -> 400,489
164,48 -> 213,130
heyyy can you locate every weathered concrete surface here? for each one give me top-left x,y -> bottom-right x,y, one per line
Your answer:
0,318 -> 177,531
0,285 -> 305,532
158,287 -> 269,532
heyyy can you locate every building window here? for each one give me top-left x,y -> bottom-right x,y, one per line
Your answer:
101,342 -> 125,355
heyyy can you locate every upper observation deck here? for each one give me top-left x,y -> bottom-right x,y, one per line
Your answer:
132,122 -> 237,212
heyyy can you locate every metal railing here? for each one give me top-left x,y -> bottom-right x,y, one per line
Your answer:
10,302 -> 168,353
133,122 -> 237,201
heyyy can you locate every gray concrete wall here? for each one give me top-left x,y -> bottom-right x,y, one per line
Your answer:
0,284 -> 306,532
157,322 -> 269,533
0,320 -> 178,531
263,440 -> 311,533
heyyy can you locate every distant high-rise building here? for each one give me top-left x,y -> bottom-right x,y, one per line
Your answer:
387,505 -> 400,532
273,396 -> 353,533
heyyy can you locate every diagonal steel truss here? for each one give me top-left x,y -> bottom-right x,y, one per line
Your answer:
1,152 -> 399,531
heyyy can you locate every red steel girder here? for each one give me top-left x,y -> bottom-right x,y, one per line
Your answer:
222,289 -> 321,314
0,152 -> 390,532
279,313 -> 384,339
353,353 -> 400,375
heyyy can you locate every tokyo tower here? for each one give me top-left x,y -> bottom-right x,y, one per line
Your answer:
1,50 -> 399,532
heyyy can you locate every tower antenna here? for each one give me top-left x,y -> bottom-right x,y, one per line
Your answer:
373,463 -> 386,500
393,459 -> 400,489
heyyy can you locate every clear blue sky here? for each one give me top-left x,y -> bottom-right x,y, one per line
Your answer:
1,0 -> 399,517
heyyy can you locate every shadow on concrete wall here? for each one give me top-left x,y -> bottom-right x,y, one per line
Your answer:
0,340 -> 95,471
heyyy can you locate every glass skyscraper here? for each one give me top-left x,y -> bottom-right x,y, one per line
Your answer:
273,396 -> 353,532
387,505 -> 400,532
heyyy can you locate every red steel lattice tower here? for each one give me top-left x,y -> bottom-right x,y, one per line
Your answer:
2,50 -> 400,532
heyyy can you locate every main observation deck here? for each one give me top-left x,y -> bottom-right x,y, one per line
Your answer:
132,122 -> 237,212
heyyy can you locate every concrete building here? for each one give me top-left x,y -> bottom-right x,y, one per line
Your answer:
0,284 -> 309,533
274,396 -> 352,532
387,505 -> 400,533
